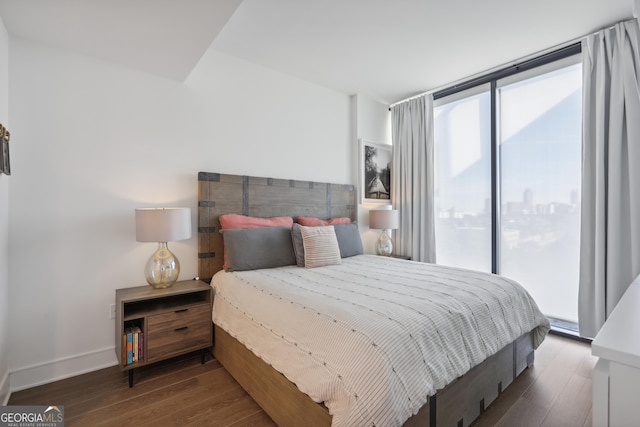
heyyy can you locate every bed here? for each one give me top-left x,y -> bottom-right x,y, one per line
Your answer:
197,172 -> 550,427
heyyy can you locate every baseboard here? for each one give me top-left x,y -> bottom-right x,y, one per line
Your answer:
0,370 -> 9,405
9,346 -> 118,393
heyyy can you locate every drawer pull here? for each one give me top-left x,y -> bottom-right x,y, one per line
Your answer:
175,308 -> 188,313
175,326 -> 189,332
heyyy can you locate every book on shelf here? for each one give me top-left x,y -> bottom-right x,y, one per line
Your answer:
121,334 -> 127,366
122,323 -> 144,366
125,328 -> 133,365
133,330 -> 138,363
133,326 -> 142,363
138,329 -> 144,361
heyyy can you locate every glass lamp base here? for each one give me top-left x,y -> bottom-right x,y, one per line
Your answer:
145,242 -> 180,289
376,230 -> 393,256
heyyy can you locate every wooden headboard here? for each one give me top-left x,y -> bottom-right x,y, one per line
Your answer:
197,172 -> 357,281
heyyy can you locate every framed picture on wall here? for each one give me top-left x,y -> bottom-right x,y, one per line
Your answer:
1,141 -> 9,175
359,139 -> 391,204
0,126 -> 9,176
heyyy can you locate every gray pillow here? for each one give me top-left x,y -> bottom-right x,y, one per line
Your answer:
292,222 -> 363,265
221,226 -> 296,272
291,223 -> 306,267
333,223 -> 364,258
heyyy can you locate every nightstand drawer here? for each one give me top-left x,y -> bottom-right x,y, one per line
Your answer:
146,321 -> 212,362
147,304 -> 211,331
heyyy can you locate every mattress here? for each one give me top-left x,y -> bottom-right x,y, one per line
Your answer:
211,255 -> 550,427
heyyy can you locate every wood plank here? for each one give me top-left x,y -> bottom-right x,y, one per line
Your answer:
177,388 -> 267,427
65,357 -> 222,418
539,374 -> 592,427
493,398 -> 551,427
66,367 -> 238,426
227,410 -> 278,427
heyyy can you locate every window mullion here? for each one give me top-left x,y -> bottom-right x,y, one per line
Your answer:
490,81 -> 500,275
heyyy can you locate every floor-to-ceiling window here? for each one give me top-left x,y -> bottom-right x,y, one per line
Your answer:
434,86 -> 492,273
434,46 -> 582,329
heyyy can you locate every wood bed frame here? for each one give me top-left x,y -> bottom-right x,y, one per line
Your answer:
197,171 -> 536,427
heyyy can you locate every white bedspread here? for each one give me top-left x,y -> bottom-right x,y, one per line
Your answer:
211,255 -> 549,427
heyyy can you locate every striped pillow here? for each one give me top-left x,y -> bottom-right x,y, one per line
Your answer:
300,225 -> 341,268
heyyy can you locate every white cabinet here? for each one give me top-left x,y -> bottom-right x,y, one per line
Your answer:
591,279 -> 640,426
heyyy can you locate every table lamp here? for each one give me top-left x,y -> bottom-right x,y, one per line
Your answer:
135,207 -> 191,289
369,209 -> 399,256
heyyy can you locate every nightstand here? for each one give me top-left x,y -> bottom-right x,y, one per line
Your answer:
390,254 -> 411,260
115,279 -> 213,387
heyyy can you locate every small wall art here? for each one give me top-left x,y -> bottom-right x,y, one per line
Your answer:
0,124 -> 9,176
359,139 -> 391,204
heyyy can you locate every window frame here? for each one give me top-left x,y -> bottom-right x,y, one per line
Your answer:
433,42 -> 582,275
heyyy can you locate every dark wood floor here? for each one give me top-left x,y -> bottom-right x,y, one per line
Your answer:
8,333 -> 595,426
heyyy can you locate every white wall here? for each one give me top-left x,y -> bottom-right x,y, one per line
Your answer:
0,15 -> 10,405
7,38 -> 352,390
352,95 -> 392,254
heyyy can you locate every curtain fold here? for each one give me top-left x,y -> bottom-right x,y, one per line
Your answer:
579,18 -> 640,338
390,95 -> 436,263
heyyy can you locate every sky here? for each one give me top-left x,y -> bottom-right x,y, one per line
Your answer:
434,63 -> 582,213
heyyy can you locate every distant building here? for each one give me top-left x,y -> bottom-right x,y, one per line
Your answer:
523,188 -> 533,207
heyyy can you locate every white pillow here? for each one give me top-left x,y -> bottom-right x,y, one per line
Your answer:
300,225 -> 342,268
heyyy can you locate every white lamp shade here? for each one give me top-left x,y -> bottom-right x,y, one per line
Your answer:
369,209 -> 399,230
135,207 -> 192,242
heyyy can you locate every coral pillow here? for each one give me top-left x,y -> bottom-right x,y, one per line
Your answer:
297,216 -> 351,226
219,214 -> 293,229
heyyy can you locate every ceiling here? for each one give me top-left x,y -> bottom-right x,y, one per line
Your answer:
0,0 -> 636,104
0,0 -> 244,81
